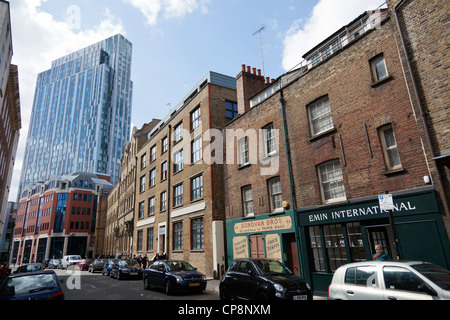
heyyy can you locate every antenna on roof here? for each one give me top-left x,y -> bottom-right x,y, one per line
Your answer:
253,25 -> 266,78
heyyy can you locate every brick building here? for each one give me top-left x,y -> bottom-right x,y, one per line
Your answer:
104,121 -> 159,258
386,0 -> 450,228
11,172 -> 112,264
224,5 -> 450,296
133,71 -> 237,277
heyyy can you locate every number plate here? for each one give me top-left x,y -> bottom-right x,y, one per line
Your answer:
130,272 -> 138,276
189,282 -> 200,287
293,295 -> 307,300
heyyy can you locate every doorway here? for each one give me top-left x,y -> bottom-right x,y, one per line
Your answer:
284,233 -> 301,276
366,225 -> 395,260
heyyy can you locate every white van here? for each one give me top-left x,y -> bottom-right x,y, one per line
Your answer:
61,255 -> 83,269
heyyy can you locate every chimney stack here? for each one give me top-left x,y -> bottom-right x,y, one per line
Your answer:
236,64 -> 266,115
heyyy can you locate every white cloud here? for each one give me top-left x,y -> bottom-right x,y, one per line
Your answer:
281,0 -> 383,71
125,0 -> 209,26
8,0 -> 125,200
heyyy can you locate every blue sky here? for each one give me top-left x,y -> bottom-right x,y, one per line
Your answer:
8,0 -> 384,200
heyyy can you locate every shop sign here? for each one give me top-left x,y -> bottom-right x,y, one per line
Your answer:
232,236 -> 249,259
234,216 -> 293,234
299,190 -> 438,226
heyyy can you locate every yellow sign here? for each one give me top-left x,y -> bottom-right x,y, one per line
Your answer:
234,216 -> 292,234
232,236 -> 249,259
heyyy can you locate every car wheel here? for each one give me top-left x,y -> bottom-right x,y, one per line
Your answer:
144,277 -> 151,290
219,285 -> 231,300
117,271 -> 122,280
165,280 -> 172,295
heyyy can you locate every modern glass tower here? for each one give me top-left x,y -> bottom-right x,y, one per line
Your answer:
18,34 -> 132,197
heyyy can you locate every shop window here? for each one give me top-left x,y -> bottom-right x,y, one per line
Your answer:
309,226 -> 325,272
324,224 -> 347,271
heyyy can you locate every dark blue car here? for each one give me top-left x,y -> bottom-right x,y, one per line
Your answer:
0,270 -> 64,300
143,260 -> 207,295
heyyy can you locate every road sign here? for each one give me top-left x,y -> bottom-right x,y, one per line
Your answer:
378,194 -> 394,211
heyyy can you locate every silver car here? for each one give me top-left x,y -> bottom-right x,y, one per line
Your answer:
328,261 -> 450,300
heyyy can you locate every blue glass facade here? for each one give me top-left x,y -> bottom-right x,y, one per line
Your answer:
19,34 -> 132,195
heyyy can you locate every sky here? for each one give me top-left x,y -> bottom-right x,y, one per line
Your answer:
7,0 -> 385,201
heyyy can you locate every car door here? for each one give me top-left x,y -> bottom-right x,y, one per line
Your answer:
381,266 -> 435,300
340,265 -> 384,300
149,261 -> 165,288
235,261 -> 257,299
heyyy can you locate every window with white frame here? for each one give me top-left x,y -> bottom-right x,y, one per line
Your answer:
191,175 -> 203,201
318,160 -> 346,203
191,136 -> 202,163
149,168 -> 156,187
174,122 -> 183,143
268,177 -> 282,212
174,149 -> 183,173
191,106 -> 201,130
161,161 -> 167,180
150,145 -> 156,162
160,191 -> 167,211
378,124 -> 402,171
140,175 -> 146,193
174,184 -> 183,207
242,185 -> 254,216
148,196 -> 155,216
162,136 -> 168,154
263,123 -> 276,156
238,137 -> 249,165
141,154 -> 146,169
308,96 -> 333,136
371,55 -> 388,82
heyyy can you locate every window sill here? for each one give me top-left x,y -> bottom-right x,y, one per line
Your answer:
382,167 -> 405,176
308,128 -> 336,142
370,75 -> 393,88
238,163 -> 251,170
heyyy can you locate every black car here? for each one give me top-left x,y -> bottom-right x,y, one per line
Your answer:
13,263 -> 44,274
219,258 -> 313,300
110,259 -> 142,280
0,270 -> 64,300
143,260 -> 207,295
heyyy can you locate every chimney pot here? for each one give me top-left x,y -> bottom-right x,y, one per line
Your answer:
257,69 -> 261,76
252,67 -> 256,74
266,77 -> 270,84
242,64 -> 246,72
246,66 -> 251,73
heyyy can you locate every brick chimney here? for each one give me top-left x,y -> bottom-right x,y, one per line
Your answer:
236,64 -> 266,114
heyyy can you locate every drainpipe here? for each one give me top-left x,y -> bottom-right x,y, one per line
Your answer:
393,0 -> 450,216
166,124 -> 172,259
279,88 -> 305,277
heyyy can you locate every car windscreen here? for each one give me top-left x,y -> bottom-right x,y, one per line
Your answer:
412,264 -> 450,290
253,260 -> 293,276
166,261 -> 196,272
0,274 -> 59,297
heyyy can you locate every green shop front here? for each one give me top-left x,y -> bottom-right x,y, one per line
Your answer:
225,210 -> 303,277
297,187 -> 450,296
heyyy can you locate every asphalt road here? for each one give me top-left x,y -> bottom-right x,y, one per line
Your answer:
54,268 -> 219,300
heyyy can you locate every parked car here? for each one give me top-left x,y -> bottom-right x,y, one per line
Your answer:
143,260 -> 207,295
13,263 -> 44,274
41,259 -> 51,269
328,260 -> 450,300
75,259 -> 93,271
0,270 -> 64,300
110,259 -> 142,280
60,255 -> 83,269
88,259 -> 106,273
102,258 -> 119,276
219,258 -> 312,300
48,259 -> 61,269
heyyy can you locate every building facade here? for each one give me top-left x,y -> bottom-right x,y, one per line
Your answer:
18,34 -> 133,196
0,1 -> 21,256
11,172 -> 112,264
104,121 -> 160,258
133,71 -> 237,278
224,4 -> 450,296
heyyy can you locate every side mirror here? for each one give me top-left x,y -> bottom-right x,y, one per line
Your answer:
418,283 -> 437,296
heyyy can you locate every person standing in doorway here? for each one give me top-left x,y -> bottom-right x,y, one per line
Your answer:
373,245 -> 390,260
